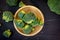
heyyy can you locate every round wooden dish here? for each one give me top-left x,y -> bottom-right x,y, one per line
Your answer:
13,5 -> 44,36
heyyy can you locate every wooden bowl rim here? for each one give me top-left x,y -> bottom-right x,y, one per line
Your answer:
13,5 -> 44,36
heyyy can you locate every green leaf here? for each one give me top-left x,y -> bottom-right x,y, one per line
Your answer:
48,0 -> 60,15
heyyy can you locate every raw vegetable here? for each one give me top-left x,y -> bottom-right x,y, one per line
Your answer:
32,28 -> 35,31
6,0 -> 18,6
14,19 -> 24,28
22,12 -> 36,24
18,11 -> 25,19
48,0 -> 60,15
31,19 -> 40,27
19,1 -> 25,7
2,11 -> 13,22
40,20 -> 44,26
15,11 -> 43,34
3,29 -> 11,38
23,25 -> 32,34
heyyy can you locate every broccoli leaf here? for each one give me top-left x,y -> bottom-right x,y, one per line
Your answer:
6,0 -> 18,6
19,1 -> 25,7
2,11 -> 13,22
14,19 -> 24,28
48,0 -> 60,15
3,29 -> 11,38
23,25 -> 32,34
22,12 -> 36,24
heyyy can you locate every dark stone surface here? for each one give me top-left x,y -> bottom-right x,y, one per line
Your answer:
0,0 -> 60,40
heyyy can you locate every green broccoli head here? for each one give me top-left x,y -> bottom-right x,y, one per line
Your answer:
14,19 -> 24,28
6,0 -> 18,6
31,19 -> 40,27
19,1 -> 25,7
3,11 -> 13,22
3,29 -> 11,38
22,12 -> 36,24
31,19 -> 44,27
18,11 -> 25,19
48,0 -> 60,15
23,25 -> 32,34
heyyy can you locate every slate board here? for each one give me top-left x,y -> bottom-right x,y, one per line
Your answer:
0,0 -> 60,40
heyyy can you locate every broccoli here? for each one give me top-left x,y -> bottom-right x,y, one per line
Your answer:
6,0 -> 18,6
48,0 -> 60,15
22,12 -> 36,24
31,19 -> 44,27
23,25 -> 32,34
14,19 -> 24,28
14,11 -> 44,34
31,19 -> 40,27
2,11 -> 13,22
19,1 -> 25,7
18,11 -> 25,19
3,29 -> 11,38
40,20 -> 44,26
32,28 -> 35,31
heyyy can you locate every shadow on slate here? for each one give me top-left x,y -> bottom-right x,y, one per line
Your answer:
0,0 -> 60,40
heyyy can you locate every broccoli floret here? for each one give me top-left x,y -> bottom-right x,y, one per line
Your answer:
18,11 -> 25,19
48,0 -> 60,15
31,19 -> 44,27
31,19 -> 40,27
22,12 -> 36,24
6,0 -> 18,6
2,11 -> 13,22
23,25 -> 32,34
3,29 -> 11,38
14,19 -> 24,28
40,20 -> 44,26
32,28 -> 35,31
19,1 -> 25,7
